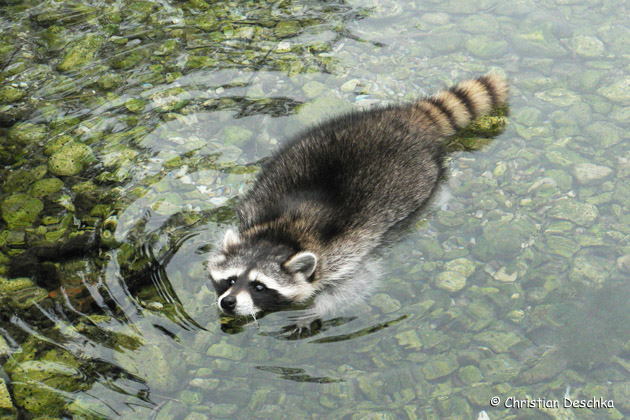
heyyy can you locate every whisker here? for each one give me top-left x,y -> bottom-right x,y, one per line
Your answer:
250,311 -> 260,329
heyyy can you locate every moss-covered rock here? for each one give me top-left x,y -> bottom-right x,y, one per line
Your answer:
1,193 -> 43,228
185,55 -> 218,69
114,340 -> 183,393
96,73 -> 123,90
48,142 -> 95,176
458,365 -> 483,384
109,48 -> 149,70
296,95 -> 352,126
598,77 -> 630,104
4,339 -> 88,416
423,353 -> 459,380
465,35 -> 508,58
3,166 -> 47,193
434,270 -> 466,293
302,80 -> 326,98
67,395 -> 110,420
511,27 -> 567,57
57,34 -> 105,72
149,87 -> 190,112
548,199 -> 599,226
221,126 -> 253,146
44,135 -> 74,156
0,377 -> 15,412
125,97 -> 145,113
207,340 -> 245,361
8,123 -> 47,144
28,178 -> 63,198
274,21 -> 301,38
154,39 -> 179,56
0,85 -> 25,104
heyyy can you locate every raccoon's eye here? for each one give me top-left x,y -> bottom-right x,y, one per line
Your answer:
227,276 -> 237,285
253,282 -> 266,292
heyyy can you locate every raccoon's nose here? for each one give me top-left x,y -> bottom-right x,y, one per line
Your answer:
221,295 -> 237,311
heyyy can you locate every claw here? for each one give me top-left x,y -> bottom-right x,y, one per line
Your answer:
292,317 -> 322,339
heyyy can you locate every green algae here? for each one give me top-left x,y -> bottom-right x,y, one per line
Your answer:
0,378 -> 14,414
1,193 -> 43,228
113,340 -> 184,393
28,178 -> 63,198
465,35 -> 508,58
48,142 -> 95,176
423,354 -> 458,380
221,126 -> 253,146
150,87 -> 190,112
274,21 -> 302,38
109,48 -> 150,70
4,340 -> 87,416
57,34 -> 105,72
124,97 -> 145,113
7,123 -> 46,144
0,86 -> 25,103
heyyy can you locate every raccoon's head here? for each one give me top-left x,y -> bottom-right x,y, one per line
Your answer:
207,229 -> 318,317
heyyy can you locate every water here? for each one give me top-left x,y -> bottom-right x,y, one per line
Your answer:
1,0 -> 629,418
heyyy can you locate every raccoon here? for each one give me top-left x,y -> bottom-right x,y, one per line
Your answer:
207,74 -> 508,326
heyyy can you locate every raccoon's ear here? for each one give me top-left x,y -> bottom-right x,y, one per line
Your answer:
284,251 -> 317,279
222,229 -> 240,251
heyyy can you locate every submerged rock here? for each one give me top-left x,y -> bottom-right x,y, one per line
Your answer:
465,35 -> 508,58
548,199 -> 599,226
8,123 -> 47,144
0,86 -> 25,104
114,340 -> 183,393
617,255 -> 630,273
125,98 -> 145,113
458,365 -> 483,384
423,353 -> 459,380
0,377 -> 15,413
511,28 -> 566,57
1,193 -> 43,228
150,87 -> 190,112
4,338 -> 88,416
571,35 -> 605,58
48,142 -> 95,176
274,21 -> 301,38
570,249 -> 610,283
207,340 -> 245,361
573,162 -> 613,184
28,178 -> 63,198
598,77 -> 630,104
434,270 -> 466,293
519,348 -> 566,384
221,126 -> 253,146
474,330 -> 522,353
57,34 -> 105,72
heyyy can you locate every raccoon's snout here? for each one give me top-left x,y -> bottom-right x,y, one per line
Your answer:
220,295 -> 236,311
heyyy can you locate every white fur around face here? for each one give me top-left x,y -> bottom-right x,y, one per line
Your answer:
218,289 -> 259,316
208,267 -> 242,282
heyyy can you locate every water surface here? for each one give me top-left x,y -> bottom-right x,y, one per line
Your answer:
1,0 -> 629,419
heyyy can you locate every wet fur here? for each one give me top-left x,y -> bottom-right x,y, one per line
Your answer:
209,74 -> 508,322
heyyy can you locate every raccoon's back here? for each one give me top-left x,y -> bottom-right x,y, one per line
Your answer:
239,74 -> 508,239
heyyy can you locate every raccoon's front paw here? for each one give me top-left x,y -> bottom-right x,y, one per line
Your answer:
282,314 -> 322,339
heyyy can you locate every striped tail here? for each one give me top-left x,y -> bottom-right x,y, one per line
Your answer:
413,74 -> 508,137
